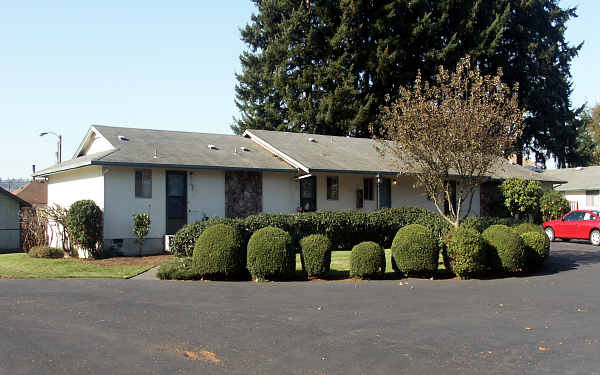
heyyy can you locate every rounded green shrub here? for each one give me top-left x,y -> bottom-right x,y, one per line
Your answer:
66,200 -> 103,258
300,234 -> 331,278
445,227 -> 486,278
391,224 -> 439,277
521,231 -> 550,271
247,226 -> 295,281
28,246 -> 64,259
512,223 -> 545,236
482,224 -> 525,273
157,257 -> 199,280
193,224 -> 244,280
350,241 -> 386,279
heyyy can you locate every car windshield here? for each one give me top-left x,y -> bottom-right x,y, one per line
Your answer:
593,210 -> 600,217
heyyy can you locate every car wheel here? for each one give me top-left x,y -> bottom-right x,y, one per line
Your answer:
590,229 -> 600,246
545,227 -> 555,242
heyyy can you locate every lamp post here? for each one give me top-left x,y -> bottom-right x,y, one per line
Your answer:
40,131 -> 62,164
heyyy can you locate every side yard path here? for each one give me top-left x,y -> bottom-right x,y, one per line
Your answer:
0,253 -> 171,279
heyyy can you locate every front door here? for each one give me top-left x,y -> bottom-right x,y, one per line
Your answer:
300,176 -> 317,212
166,171 -> 187,235
379,178 -> 391,208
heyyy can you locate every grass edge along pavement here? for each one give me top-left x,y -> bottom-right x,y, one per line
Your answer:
0,253 -> 154,279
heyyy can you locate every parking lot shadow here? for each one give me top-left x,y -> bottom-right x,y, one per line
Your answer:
540,241 -> 600,275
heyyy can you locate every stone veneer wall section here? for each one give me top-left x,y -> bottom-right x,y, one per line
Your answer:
225,171 -> 263,218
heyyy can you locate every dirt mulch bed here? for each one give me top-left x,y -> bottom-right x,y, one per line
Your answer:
80,254 -> 172,267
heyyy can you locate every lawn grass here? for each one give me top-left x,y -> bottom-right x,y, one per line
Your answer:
0,253 -> 154,279
296,249 -> 447,278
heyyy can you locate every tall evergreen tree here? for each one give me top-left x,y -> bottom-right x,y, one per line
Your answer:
234,0 -> 582,167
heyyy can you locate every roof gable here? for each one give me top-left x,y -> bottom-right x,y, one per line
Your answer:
0,186 -> 31,207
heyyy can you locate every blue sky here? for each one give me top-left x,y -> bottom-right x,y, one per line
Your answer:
0,1 -> 598,178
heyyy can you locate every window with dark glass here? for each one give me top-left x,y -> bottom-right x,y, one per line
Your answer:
135,169 -> 152,198
564,211 -> 583,221
364,178 -> 374,200
327,176 -> 339,200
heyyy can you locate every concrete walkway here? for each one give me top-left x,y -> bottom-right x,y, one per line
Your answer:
131,266 -> 160,280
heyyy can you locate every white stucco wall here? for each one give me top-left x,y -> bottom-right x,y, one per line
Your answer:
315,173 -> 378,211
47,166 -> 105,210
82,132 -> 113,155
46,166 -> 104,248
564,190 -> 587,210
103,166 -> 166,239
263,173 -> 299,213
0,194 -> 21,249
188,170 -> 226,221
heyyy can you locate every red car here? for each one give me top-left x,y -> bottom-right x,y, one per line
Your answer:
543,210 -> 600,246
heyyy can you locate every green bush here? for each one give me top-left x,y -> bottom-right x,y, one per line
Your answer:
500,178 -> 542,219
521,231 -> 550,270
65,200 -> 103,258
512,223 -> 545,236
391,224 -> 439,277
445,227 -> 486,278
170,217 -> 245,258
460,216 -> 524,233
482,225 -> 525,273
156,257 -> 199,280
540,190 -> 570,222
300,234 -> 331,278
171,207 -> 452,258
28,246 -> 64,259
193,224 -> 244,280
247,226 -> 295,281
350,241 -> 386,279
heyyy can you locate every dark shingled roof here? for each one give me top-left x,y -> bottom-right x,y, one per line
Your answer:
34,125 -> 297,176
244,129 -> 562,182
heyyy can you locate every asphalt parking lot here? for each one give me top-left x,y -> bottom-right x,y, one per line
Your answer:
1,241 -> 600,375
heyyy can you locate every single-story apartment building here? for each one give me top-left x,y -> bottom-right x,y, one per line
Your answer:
543,166 -> 600,211
0,186 -> 31,251
33,125 -> 558,255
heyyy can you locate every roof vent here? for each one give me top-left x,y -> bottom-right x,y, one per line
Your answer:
208,144 -> 218,150
240,146 -> 250,152
118,135 -> 129,141
308,137 -> 317,143
576,166 -> 584,171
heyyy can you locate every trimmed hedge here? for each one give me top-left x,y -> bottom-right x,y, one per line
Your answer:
521,231 -> 550,270
391,224 -> 439,277
444,227 -> 486,278
28,246 -> 64,259
171,207 -> 452,258
482,225 -> 525,273
247,226 -> 295,281
512,223 -> 545,236
460,216 -> 524,233
350,241 -> 386,279
156,257 -> 199,280
300,234 -> 331,278
193,224 -> 244,280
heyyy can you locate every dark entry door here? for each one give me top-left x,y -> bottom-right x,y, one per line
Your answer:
379,178 -> 391,208
166,171 -> 187,235
300,176 -> 317,212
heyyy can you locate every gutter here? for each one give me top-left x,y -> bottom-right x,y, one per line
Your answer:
243,130 -> 311,173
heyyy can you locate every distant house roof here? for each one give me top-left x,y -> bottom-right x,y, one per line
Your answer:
11,181 -> 47,207
34,125 -> 298,177
542,166 -> 600,191
244,129 -> 562,182
0,186 -> 31,207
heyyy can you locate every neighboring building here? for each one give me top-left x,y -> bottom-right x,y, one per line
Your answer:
12,180 -> 48,209
543,166 -> 600,211
33,125 -> 558,255
0,186 -> 31,251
